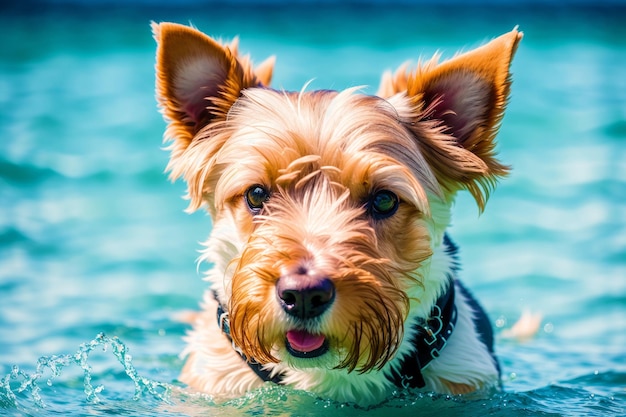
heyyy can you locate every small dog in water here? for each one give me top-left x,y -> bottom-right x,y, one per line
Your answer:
153,22 -> 522,405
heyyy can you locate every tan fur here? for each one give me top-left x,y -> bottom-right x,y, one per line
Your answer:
380,30 -> 522,210
153,22 -> 274,210
440,379 -> 477,395
153,22 -> 521,404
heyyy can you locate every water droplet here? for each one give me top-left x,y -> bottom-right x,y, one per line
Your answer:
543,322 -> 554,333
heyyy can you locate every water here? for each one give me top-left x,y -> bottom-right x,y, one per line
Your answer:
1,1 -> 625,415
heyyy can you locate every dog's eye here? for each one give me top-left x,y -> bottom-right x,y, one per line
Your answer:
368,190 -> 399,219
245,185 -> 270,213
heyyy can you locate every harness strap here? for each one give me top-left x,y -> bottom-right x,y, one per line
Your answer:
387,280 -> 457,388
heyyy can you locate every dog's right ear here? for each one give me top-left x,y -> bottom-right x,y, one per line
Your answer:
153,22 -> 274,154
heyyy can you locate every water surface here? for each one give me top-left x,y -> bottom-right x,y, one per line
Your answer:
1,2 -> 625,415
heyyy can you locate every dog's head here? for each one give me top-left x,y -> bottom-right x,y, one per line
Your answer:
154,23 -> 521,374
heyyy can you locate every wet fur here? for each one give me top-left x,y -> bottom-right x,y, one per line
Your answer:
153,22 -> 522,405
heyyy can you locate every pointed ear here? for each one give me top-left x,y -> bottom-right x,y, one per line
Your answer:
384,29 -> 522,210
152,22 -> 274,153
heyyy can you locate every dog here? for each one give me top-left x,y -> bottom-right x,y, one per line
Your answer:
153,22 -> 522,405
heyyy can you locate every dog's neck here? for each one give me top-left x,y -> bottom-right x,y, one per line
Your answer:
213,279 -> 457,389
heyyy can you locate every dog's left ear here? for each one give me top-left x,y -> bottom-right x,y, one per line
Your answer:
380,29 -> 522,210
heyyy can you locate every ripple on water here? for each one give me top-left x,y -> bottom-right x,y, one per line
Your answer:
2,334 -> 624,416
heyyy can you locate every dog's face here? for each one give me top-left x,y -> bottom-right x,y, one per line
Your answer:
154,23 -> 521,374
200,89 -> 438,373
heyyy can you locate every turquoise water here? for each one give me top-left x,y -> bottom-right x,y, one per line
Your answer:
1,2 -> 625,415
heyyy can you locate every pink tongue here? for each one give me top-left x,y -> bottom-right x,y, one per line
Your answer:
286,330 -> 325,353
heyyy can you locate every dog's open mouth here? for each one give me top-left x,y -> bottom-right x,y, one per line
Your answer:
285,329 -> 328,358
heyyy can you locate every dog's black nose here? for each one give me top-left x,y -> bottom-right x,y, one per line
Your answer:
276,276 -> 335,319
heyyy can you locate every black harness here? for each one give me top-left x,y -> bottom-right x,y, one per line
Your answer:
388,279 -> 457,388
214,234 -> 497,389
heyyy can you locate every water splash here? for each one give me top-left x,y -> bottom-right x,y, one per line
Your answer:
0,333 -> 171,410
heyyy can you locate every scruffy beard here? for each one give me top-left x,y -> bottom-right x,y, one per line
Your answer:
223,180 -> 432,374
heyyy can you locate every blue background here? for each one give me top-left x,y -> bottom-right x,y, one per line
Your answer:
1,1 -> 625,415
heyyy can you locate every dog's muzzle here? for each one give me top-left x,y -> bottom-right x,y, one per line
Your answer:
276,274 -> 335,358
